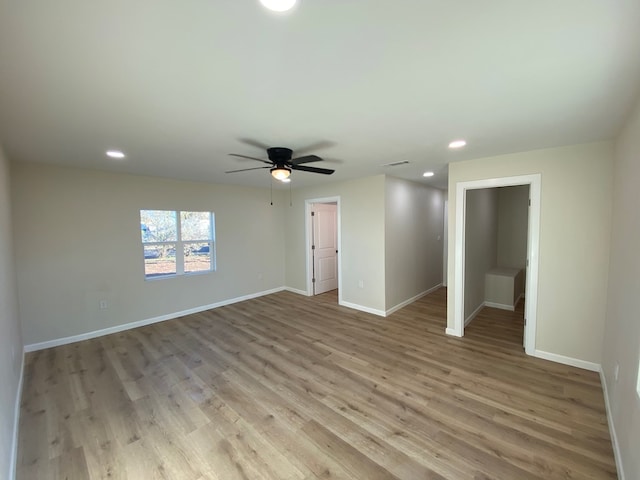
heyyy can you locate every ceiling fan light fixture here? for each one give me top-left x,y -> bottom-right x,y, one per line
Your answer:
259,0 -> 297,12
271,166 -> 291,180
448,139 -> 467,149
106,149 -> 125,159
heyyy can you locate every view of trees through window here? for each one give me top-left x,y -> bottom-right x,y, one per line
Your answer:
140,210 -> 215,278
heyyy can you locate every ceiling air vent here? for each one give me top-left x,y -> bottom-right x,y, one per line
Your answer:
381,160 -> 410,167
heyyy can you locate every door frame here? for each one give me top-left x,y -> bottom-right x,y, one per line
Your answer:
449,174 -> 541,355
305,196 -> 342,301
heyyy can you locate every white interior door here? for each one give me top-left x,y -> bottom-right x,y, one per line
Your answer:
312,203 -> 338,295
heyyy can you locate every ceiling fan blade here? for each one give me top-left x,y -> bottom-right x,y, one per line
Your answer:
294,140 -> 336,156
229,153 -> 272,164
292,155 -> 323,165
291,164 -> 335,175
238,138 -> 272,150
225,166 -> 271,173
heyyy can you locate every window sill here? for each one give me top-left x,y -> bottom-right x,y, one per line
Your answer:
144,270 -> 214,281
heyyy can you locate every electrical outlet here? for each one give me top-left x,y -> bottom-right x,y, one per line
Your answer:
358,280 -> 364,289
614,363 -> 619,382
99,300 -> 108,310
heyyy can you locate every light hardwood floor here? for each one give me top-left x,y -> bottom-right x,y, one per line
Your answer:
16,288 -> 617,479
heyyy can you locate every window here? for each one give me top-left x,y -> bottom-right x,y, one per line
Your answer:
637,354 -> 640,399
140,210 -> 215,279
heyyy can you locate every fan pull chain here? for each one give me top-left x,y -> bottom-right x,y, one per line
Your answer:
270,178 -> 273,206
289,180 -> 292,206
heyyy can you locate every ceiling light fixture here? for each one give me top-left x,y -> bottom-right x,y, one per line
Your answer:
259,0 -> 297,12
423,171 -> 435,177
106,150 -> 125,159
280,178 -> 291,183
271,166 -> 291,180
448,139 -> 467,149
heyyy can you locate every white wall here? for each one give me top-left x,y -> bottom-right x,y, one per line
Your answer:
11,162 -> 286,346
602,98 -> 640,480
497,185 -> 529,270
384,177 -> 444,311
448,142 -> 613,364
0,147 -> 23,479
464,188 -> 498,320
285,175 -> 386,313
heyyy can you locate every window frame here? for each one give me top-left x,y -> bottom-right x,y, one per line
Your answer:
636,354 -> 640,400
140,209 -> 216,280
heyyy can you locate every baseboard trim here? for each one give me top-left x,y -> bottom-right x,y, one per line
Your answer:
385,283 -> 442,316
10,348 -> 25,480
599,369 -> 625,480
484,301 -> 515,311
465,302 -> 485,326
339,300 -> 386,317
515,292 -> 524,305
532,349 -> 600,372
24,287 -> 287,352
445,327 -> 462,337
283,287 -> 309,296
286,287 -> 388,317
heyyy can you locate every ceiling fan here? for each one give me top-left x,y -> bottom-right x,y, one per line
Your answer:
226,147 -> 335,181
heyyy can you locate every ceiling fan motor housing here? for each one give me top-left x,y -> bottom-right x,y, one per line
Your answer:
267,147 -> 293,166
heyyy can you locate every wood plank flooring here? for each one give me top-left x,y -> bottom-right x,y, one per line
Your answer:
16,288 -> 617,479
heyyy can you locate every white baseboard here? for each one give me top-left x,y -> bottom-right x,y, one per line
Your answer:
465,302 -> 485,326
483,301 -> 515,311
10,348 -> 25,480
283,286 -> 309,296
599,369 -> 625,480
470,295 -> 524,316
445,327 -> 462,337
385,283 -> 442,316
532,349 -> 600,372
24,287 -> 287,352
287,286 -> 392,318
339,300 -> 386,317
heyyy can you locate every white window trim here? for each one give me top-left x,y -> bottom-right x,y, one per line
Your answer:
141,210 -> 216,279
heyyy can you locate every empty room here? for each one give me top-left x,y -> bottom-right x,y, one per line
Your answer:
1,1 -> 639,479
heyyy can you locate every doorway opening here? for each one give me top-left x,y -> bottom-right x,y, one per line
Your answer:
449,174 -> 541,355
305,197 -> 341,302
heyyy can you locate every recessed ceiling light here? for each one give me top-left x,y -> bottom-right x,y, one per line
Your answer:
448,140 -> 467,149
259,0 -> 297,12
106,150 -> 125,159
423,171 -> 435,177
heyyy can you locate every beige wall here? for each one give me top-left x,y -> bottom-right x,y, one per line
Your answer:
11,162 -> 286,346
284,175 -> 386,313
448,142 -> 613,363
603,98 -> 640,479
384,177 -> 444,310
464,188 -> 498,319
0,146 -> 23,479
11,168 -> 437,344
497,185 -> 529,270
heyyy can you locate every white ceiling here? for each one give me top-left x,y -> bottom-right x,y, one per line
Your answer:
1,0 -> 639,190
